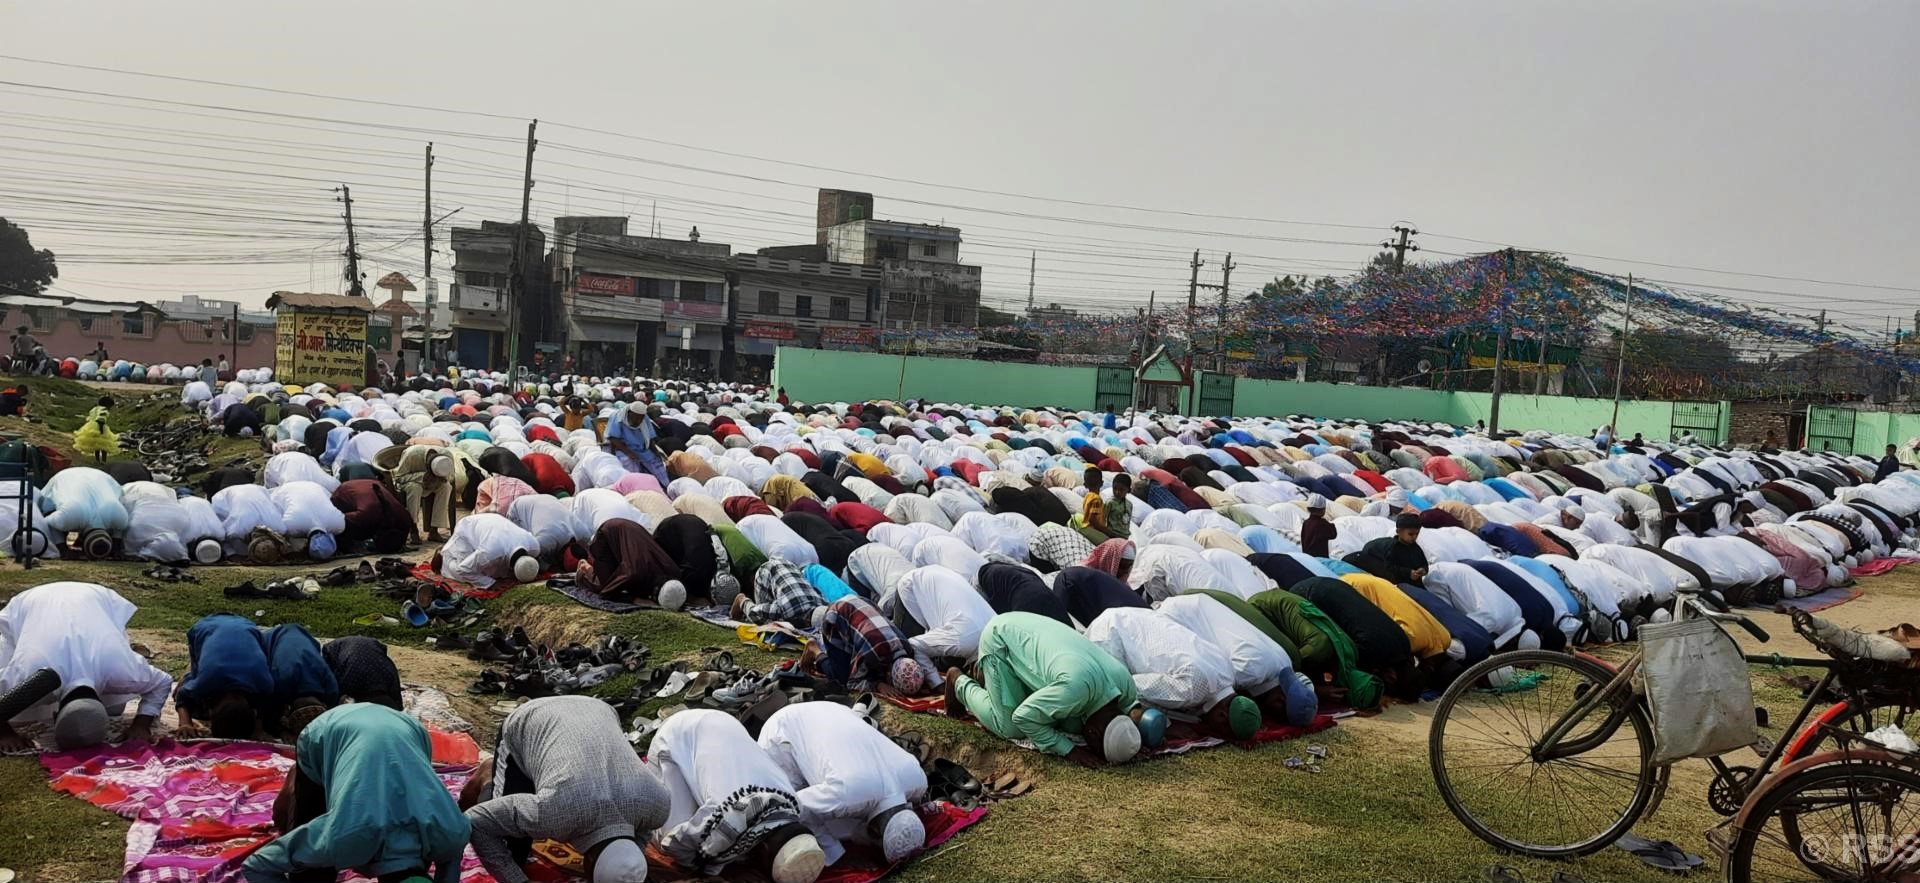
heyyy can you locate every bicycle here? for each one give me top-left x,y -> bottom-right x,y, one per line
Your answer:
1427,587 -> 1920,869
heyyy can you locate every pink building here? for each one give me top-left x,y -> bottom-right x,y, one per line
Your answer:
0,291 -> 277,368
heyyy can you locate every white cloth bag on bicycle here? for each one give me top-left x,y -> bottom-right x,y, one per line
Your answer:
1638,617 -> 1759,764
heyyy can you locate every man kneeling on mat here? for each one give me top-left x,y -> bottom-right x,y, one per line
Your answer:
462,695 -> 667,883
944,612 -> 1145,765
649,709 -> 826,883
0,582 -> 172,751
252,704 -> 469,883
176,614 -> 338,740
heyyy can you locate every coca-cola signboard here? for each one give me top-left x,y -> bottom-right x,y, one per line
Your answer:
576,273 -> 636,295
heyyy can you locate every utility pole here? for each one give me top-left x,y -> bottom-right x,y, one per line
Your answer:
1381,224 -> 1420,270
1488,249 -> 1517,434
1214,253 -> 1235,372
230,303 -> 239,370
1610,273 -> 1633,433
1814,308 -> 1828,396
421,142 -> 434,376
1026,251 -> 1036,314
506,120 -> 537,386
1187,250 -> 1203,370
337,185 -> 364,296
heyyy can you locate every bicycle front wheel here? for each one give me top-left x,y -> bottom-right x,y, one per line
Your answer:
1728,760 -> 1920,882
1429,649 -> 1657,859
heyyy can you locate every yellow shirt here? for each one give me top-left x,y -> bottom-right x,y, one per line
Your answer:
1340,572 -> 1453,658
1083,492 -> 1107,532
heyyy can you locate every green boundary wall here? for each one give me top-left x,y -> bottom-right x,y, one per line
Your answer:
1835,411 -> 1920,456
772,347 -> 1100,411
771,347 -> 1728,438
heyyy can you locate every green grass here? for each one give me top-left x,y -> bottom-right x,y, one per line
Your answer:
2,536 -> 1917,880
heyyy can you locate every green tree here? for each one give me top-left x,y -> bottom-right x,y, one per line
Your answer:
0,219 -> 57,295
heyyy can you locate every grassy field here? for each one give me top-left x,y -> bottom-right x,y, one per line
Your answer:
0,554 -> 1914,882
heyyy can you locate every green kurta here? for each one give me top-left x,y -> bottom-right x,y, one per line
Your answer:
1248,589 -> 1381,710
711,523 -> 766,582
1244,589 -> 1336,673
1183,589 -> 1304,664
955,612 -> 1138,756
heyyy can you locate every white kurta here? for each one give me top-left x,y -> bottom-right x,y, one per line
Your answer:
439,513 -> 539,589
1156,593 -> 1293,696
1085,607 -> 1236,713
1422,562 -> 1527,648
896,566 -> 995,660
1127,545 -> 1228,603
40,467 -> 130,534
0,582 -> 172,725
909,536 -> 987,586
263,451 -> 339,492
737,514 -> 820,568
571,488 -> 652,543
271,481 -> 347,537
757,702 -> 928,865
650,709 -> 800,833
1201,548 -> 1274,600
212,484 -> 286,542
507,494 -> 576,557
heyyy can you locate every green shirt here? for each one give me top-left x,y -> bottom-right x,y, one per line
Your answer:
976,612 -> 1138,756
1245,589 -> 1337,674
1249,589 -> 1380,710
1103,493 -> 1131,539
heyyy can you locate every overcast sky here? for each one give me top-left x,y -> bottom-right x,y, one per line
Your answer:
4,1 -> 1915,335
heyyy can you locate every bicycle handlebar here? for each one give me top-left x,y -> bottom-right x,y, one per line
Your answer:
1683,593 -> 1771,642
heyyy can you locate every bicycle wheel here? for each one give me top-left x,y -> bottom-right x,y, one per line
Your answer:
1429,649 -> 1657,859
1787,699 -> 1920,765
1728,761 -> 1920,882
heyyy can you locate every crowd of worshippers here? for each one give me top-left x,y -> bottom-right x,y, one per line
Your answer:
23,372 -> 1920,751
0,582 -> 931,883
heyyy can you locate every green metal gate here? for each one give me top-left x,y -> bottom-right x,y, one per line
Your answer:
1807,406 -> 1858,453
1670,401 -> 1724,445
1094,366 -> 1133,413
1195,372 -> 1236,416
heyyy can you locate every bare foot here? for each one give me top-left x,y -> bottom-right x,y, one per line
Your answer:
0,726 -> 29,753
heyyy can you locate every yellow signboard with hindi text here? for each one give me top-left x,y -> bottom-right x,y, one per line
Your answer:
275,310 -> 368,387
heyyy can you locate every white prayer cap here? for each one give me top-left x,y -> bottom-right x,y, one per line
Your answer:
511,553 -> 540,584
1307,494 -> 1327,509
591,838 -> 649,883
428,454 -> 454,478
1385,488 -> 1409,507
879,807 -> 927,863
1102,715 -> 1142,764
771,832 -> 826,883
1564,505 -> 1586,522
657,580 -> 687,611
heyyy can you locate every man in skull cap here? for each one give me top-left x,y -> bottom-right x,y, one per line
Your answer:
946,612 -> 1144,764
1298,494 -> 1337,558
0,582 -> 172,751
376,445 -> 457,544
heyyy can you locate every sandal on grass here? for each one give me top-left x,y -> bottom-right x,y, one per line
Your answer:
1614,833 -> 1702,871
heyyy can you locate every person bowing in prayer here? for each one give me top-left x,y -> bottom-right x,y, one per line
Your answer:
463,696 -> 668,883
249,703 -> 470,883
945,612 -> 1144,765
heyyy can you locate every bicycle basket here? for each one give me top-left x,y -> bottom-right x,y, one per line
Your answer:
1639,617 -> 1759,765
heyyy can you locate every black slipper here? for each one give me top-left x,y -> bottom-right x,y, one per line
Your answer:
1486,865 -> 1524,883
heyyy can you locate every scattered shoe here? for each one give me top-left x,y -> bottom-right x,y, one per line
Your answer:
402,600 -> 429,628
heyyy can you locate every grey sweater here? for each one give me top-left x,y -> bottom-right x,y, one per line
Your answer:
466,696 -> 669,883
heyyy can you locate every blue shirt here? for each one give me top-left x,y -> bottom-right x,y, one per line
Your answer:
178,614 -> 272,715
